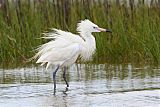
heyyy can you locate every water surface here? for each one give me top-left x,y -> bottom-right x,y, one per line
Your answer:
0,64 -> 160,107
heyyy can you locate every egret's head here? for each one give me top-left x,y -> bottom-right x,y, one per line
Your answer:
77,19 -> 112,34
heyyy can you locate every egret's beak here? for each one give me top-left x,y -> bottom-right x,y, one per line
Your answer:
106,29 -> 112,33
98,27 -> 112,33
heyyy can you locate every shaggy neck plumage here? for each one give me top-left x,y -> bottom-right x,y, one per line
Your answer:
80,31 -> 96,50
78,31 -> 96,61
80,31 -> 92,41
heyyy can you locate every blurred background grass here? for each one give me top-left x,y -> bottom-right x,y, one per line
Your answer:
0,0 -> 160,67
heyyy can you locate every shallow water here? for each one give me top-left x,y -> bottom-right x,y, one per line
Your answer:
0,64 -> 160,107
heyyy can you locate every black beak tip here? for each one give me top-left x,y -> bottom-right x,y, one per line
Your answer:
106,29 -> 112,33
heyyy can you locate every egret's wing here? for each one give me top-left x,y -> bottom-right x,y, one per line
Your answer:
48,29 -> 95,61
34,29 -> 85,58
36,43 -> 80,63
42,29 -> 84,43
33,29 -> 85,69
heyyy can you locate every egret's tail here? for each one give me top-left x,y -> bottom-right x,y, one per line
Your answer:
30,29 -> 65,69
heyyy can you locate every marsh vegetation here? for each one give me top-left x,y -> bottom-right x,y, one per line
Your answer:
0,0 -> 160,67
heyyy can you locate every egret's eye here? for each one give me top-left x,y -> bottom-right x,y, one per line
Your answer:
93,27 -> 97,29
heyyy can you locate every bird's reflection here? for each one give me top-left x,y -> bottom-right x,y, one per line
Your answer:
63,87 -> 69,95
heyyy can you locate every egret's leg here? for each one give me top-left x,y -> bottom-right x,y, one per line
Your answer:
63,67 -> 69,87
53,65 -> 60,93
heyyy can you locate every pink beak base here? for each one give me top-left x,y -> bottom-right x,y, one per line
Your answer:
98,28 -> 112,33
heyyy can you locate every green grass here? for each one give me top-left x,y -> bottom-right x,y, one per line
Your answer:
0,0 -> 160,67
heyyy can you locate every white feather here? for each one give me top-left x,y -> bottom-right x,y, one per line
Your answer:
33,19 -> 104,69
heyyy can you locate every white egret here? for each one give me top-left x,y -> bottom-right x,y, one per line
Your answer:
33,19 -> 111,94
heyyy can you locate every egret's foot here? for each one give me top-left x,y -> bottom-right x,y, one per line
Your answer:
53,80 -> 57,95
52,65 -> 60,95
66,84 -> 69,87
53,89 -> 56,95
65,81 -> 69,87
63,66 -> 69,88
65,80 -> 69,87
